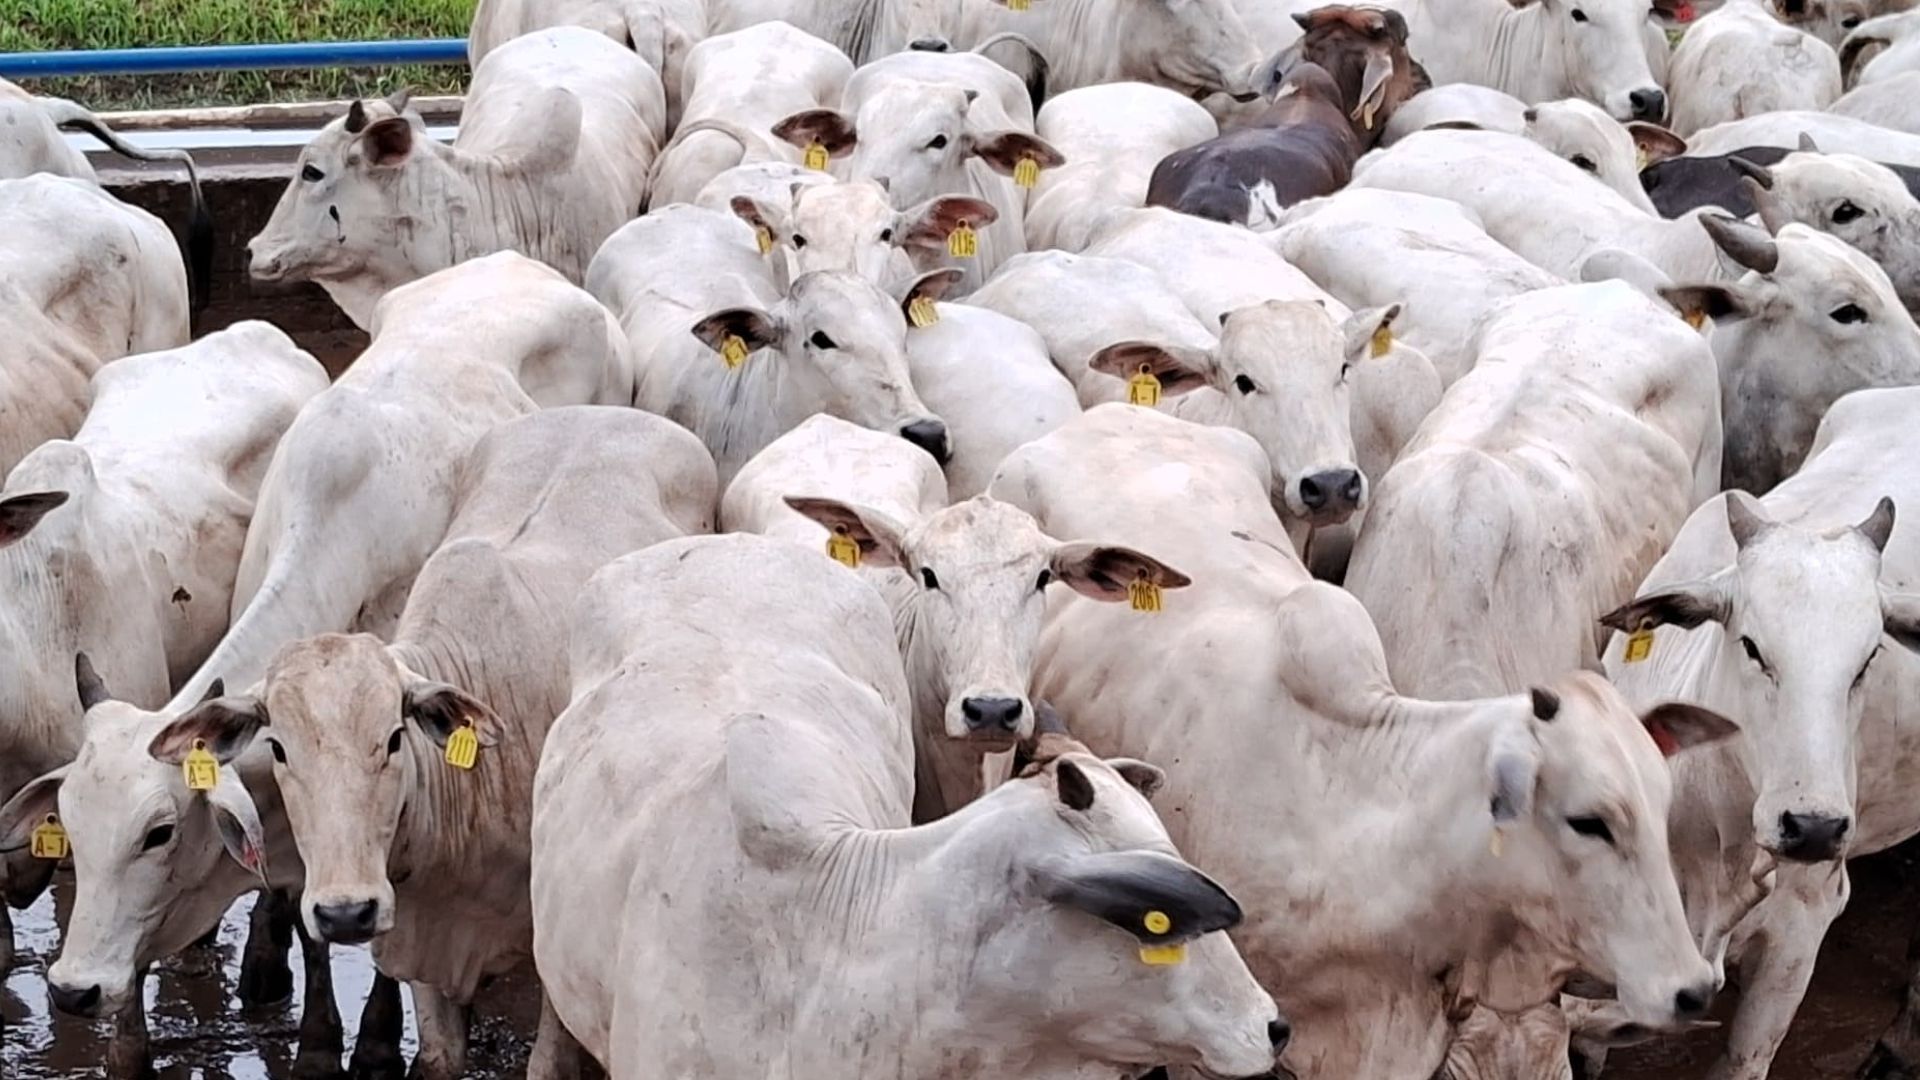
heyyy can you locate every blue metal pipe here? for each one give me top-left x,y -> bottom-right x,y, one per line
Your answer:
0,39 -> 468,79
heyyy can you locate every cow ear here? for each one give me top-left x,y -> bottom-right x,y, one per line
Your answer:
1087,341 -> 1217,397
1599,575 -> 1731,635
361,116 -> 414,167
403,679 -> 500,749
1884,590 -> 1920,655
728,195 -> 781,240
1641,703 -> 1740,757
0,767 -> 67,856
1049,542 -> 1192,603
969,131 -> 1066,177
898,268 -> 964,321
782,496 -> 911,569
207,773 -> 269,881
1341,303 -> 1402,361
690,307 -> 783,359
1487,726 -> 1538,824
896,195 -> 999,253
0,491 -> 70,547
1107,758 -> 1167,798
150,695 -> 268,766
1659,284 -> 1752,327
1627,122 -> 1687,168
1031,850 -> 1243,944
771,109 -> 858,157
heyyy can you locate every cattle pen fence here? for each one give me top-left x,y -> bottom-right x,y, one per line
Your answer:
0,39 -> 469,80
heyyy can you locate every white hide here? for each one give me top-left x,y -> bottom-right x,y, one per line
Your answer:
1685,109 -> 1920,164
1666,0 -> 1842,135
1829,70 -> 1920,133
1026,82 -> 1221,253
468,0 -> 707,127
947,0 -> 1265,99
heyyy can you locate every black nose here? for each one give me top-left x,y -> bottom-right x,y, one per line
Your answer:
49,982 -> 102,1017
1268,1017 -> 1292,1052
900,420 -> 952,465
1628,88 -> 1667,122
908,37 -> 951,51
1298,469 -> 1364,515
1778,811 -> 1851,862
961,696 -> 1024,734
1673,983 -> 1713,1021
312,900 -> 380,944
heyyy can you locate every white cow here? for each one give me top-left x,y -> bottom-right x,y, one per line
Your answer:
172,253 -> 634,710
1661,218 -> 1920,492
586,205 -> 950,484
468,0 -> 707,127
0,323 -> 324,1057
249,29 -> 665,329
645,21 -> 852,208
147,407 -> 715,1080
1275,188 -> 1563,386
725,177 -> 997,294
1685,110 -> 1920,164
704,0 -> 951,60
1024,82 -> 1220,252
1382,83 -> 1531,141
0,174 -> 190,475
993,403 -> 1736,1080
1351,129 -> 1725,281
723,415 -> 1178,816
948,0 -> 1265,99
531,531 -> 1284,1077
1594,386 -> 1920,1080
1345,282 -> 1722,699
1729,148 -> 1920,312
1667,0 -> 1842,135
1828,70 -> 1920,133
1840,8 -> 1920,84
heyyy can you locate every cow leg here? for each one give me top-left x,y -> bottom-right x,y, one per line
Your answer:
0,904 -> 13,971
348,972 -> 407,1080
1708,867 -> 1849,1080
238,889 -> 296,1007
291,918 -> 346,1080
406,985 -> 471,1080
106,972 -> 155,1080
528,991 -> 586,1080
1856,927 -> 1920,1079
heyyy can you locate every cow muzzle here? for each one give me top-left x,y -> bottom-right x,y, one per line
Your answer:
1290,469 -> 1366,526
309,897 -> 386,945
899,419 -> 952,465
1770,810 -> 1852,862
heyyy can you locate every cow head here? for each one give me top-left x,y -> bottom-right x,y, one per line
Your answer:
1122,0 -> 1267,99
150,633 -> 498,946
774,88 -> 1064,211
1287,6 -> 1428,143
0,659 -> 266,1019
1735,149 -> 1920,314
1661,219 -> 1920,492
1088,299 -> 1400,530
689,269 -> 953,463
1602,493 -> 1920,862
729,180 -> 998,285
1467,672 -> 1734,1031
1522,99 -> 1685,213
1525,0 -> 1668,122
782,495 -> 1187,743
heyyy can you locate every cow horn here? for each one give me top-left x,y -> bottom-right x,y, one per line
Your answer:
1728,156 -> 1774,190
1530,687 -> 1561,721
75,652 -> 111,712
1741,177 -> 1791,236
1726,490 -> 1773,550
385,86 -> 414,114
202,678 -> 227,704
1797,132 -> 1821,154
1858,496 -> 1897,553
345,99 -> 369,134
1703,214 -> 1779,274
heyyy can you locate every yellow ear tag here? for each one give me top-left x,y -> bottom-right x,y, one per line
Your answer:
1128,574 -> 1162,613
1143,910 -> 1172,934
444,722 -> 479,771
1127,366 -> 1161,408
1369,324 -> 1393,359
1489,828 -> 1506,859
1683,308 -> 1706,330
948,222 -> 978,259
1013,155 -> 1041,189
1636,146 -> 1651,171
1625,621 -> 1656,664
183,740 -> 219,792
754,225 -> 773,256
1009,0 -> 1031,10
719,334 -> 750,370
908,295 -> 940,328
1361,100 -> 1378,131
31,815 -> 68,861
803,141 -> 830,171
1139,943 -> 1188,966
826,527 -> 862,569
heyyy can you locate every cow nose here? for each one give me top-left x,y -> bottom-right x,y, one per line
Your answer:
1268,1017 -> 1293,1053
49,982 -> 102,1017
313,900 -> 381,944
1628,88 -> 1667,122
1673,983 -> 1714,1021
900,420 -> 952,465
1298,469 -> 1365,516
1777,811 -> 1851,861
961,696 -> 1024,734
908,37 -> 951,52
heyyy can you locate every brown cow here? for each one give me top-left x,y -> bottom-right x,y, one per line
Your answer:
1287,5 -> 1430,147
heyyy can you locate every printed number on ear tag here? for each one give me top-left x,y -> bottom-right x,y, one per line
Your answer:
948,223 -> 978,259
803,142 -> 830,171
908,295 -> 940,328
1624,621 -> 1655,664
1127,367 -> 1161,408
184,740 -> 219,792
31,815 -> 68,861
445,723 -> 479,771
754,226 -> 773,256
1009,0 -> 1031,10
1369,324 -> 1393,359
720,334 -> 750,370
826,527 -> 861,569
1139,943 -> 1187,966
1128,575 -> 1162,613
1013,156 -> 1040,189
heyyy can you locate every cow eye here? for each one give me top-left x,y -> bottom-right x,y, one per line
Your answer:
1832,200 -> 1864,224
1035,568 -> 1052,591
141,823 -> 175,852
879,227 -> 894,242
791,234 -> 809,249
1570,7 -> 1589,19
927,134 -> 949,151
266,737 -> 287,765
1234,374 -> 1257,395
1831,303 -> 1869,324
1843,13 -> 1863,26
1567,816 -> 1615,845
920,567 -> 941,591
1571,154 -> 1598,173
387,729 -> 405,756
301,164 -> 325,183
809,330 -> 838,350
1739,635 -> 1772,674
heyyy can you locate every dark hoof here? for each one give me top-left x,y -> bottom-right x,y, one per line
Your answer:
348,1046 -> 407,1080
236,957 -> 295,1008
1861,1043 -> 1920,1080
292,1050 -> 348,1080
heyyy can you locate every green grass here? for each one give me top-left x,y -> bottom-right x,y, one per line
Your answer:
0,0 -> 475,110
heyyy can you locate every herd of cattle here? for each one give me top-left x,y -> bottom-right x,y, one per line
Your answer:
12,0 -> 1920,1075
